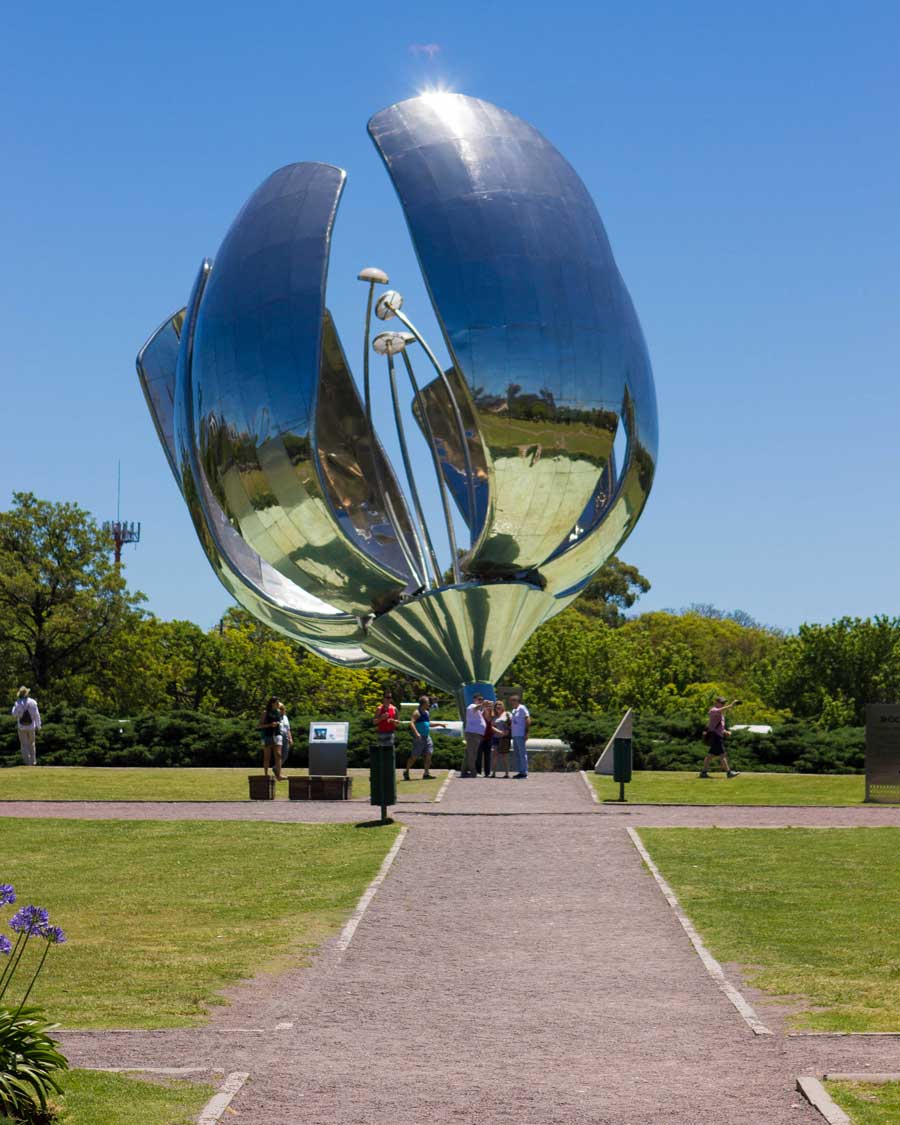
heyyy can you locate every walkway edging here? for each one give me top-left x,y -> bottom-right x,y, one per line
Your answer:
434,771 -> 455,803
336,826 -> 408,953
626,827 -> 773,1036
579,769 -> 600,803
796,1077 -> 851,1124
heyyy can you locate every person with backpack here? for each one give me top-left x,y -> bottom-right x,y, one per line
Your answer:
11,687 -> 41,766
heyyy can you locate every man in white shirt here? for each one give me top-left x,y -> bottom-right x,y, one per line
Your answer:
11,687 -> 41,766
462,693 -> 486,778
509,694 -> 531,779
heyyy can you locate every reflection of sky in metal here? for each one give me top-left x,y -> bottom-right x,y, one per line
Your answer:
369,93 -> 657,581
137,93 -> 657,687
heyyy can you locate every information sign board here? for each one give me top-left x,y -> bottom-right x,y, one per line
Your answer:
308,722 -> 349,745
865,704 -> 900,803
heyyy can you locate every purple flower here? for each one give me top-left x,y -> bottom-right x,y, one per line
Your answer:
0,884 -> 15,906
9,905 -> 49,935
0,935 -> 11,955
41,925 -> 66,945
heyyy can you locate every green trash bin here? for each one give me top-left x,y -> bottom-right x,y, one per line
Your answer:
370,745 -> 397,821
612,737 -> 632,800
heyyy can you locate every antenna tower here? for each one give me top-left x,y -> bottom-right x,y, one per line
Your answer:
103,462 -> 141,565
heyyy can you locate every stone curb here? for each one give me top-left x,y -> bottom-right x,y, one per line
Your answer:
578,769 -> 600,803
335,826 -> 408,953
626,827 -> 772,1035
796,1077 -> 851,1124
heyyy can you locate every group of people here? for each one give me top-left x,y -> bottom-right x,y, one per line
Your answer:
463,693 -> 531,779
371,690 -> 532,779
258,696 -> 293,781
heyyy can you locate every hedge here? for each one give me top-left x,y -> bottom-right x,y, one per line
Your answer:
0,705 -> 865,774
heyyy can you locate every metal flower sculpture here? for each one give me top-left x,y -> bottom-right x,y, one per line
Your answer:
137,93 -> 658,706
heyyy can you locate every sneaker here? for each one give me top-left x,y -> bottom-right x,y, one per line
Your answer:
422,772 -> 434,780
513,772 -> 527,779
402,769 -> 410,781
727,770 -> 740,778
698,771 -> 710,778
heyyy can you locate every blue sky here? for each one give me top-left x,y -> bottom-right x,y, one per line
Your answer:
2,1 -> 898,632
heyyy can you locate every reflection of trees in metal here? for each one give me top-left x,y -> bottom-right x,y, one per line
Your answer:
136,93 -> 658,696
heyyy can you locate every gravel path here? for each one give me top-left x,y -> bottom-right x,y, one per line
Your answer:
54,773 -> 900,1123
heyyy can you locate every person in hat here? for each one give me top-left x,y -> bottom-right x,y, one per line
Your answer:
11,687 -> 41,766
699,696 -> 740,778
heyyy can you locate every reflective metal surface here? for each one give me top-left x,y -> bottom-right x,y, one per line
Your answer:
138,94 -> 658,696
368,92 -> 657,584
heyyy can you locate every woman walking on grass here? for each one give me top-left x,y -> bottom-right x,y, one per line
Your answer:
11,686 -> 41,766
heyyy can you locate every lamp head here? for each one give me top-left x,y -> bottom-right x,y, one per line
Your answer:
375,290 -> 403,320
373,331 -> 408,356
357,267 -> 389,284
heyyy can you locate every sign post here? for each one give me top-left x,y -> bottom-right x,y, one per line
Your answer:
308,722 -> 349,776
865,704 -> 900,803
594,710 -> 634,801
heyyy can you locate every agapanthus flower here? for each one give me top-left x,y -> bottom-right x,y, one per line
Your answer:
0,935 -> 11,955
41,925 -> 66,945
0,884 -> 15,906
9,905 -> 49,935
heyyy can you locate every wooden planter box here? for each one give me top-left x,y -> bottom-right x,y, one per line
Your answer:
248,775 -> 276,801
289,775 -> 353,801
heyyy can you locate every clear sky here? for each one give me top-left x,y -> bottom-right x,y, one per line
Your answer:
2,0 -> 898,632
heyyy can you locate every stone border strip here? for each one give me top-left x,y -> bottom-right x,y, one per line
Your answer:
434,770 -> 455,803
796,1077 -> 851,1124
626,827 -> 773,1036
579,769 -> 600,803
824,1072 -> 900,1081
336,825 -> 408,953
198,1070 -> 251,1124
82,1067 -> 249,1125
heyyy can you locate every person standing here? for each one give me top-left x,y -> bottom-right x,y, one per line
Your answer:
406,695 -> 443,780
279,703 -> 293,769
509,694 -> 531,779
490,700 -> 510,778
11,687 -> 41,766
699,696 -> 741,779
462,693 -> 486,778
258,696 -> 286,781
475,699 -> 495,777
373,690 -> 398,754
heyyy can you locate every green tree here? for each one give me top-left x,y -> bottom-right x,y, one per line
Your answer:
572,555 -> 651,625
0,492 -> 144,698
755,617 -> 900,725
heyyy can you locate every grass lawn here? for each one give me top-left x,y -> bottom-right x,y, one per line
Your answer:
0,766 -> 445,803
638,827 -> 900,1031
0,817 -> 399,1029
49,1070 -> 214,1125
590,770 -> 873,806
825,1080 -> 900,1124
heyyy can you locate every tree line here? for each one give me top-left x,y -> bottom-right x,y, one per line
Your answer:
1,492 -> 898,730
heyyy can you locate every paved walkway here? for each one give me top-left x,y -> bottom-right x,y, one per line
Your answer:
53,775 -> 900,1124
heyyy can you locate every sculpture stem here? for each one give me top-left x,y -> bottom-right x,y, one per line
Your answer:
400,349 -> 461,584
362,283 -> 424,588
392,308 -> 478,536
386,350 -> 441,587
